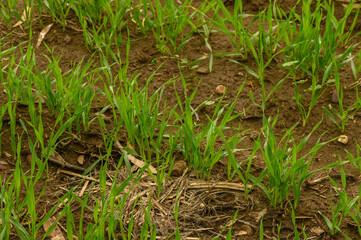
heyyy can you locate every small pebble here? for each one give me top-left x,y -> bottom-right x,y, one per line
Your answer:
64,35 -> 72,45
338,135 -> 348,144
171,160 -> 187,177
331,90 -> 339,103
196,66 -> 209,74
215,85 -> 226,95
26,154 -> 32,164
199,45 -> 210,53
77,155 -> 84,165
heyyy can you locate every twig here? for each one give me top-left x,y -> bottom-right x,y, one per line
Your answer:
79,180 -> 90,197
346,78 -> 361,89
48,156 -> 87,172
189,104 -> 200,122
188,181 -> 252,192
60,169 -> 112,187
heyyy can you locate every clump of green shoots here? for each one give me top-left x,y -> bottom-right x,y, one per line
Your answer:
1,50 -> 33,157
323,58 -> 361,133
0,0 -> 19,28
0,103 -> 7,156
231,7 -> 286,114
69,0 -> 130,51
138,0 -> 195,55
345,140 -> 361,172
175,75 -> 246,179
0,134 -> 69,239
348,183 -> 361,237
0,158 -> 29,239
30,52 -> 102,132
36,0 -> 71,29
110,65 -> 173,162
279,0 -> 358,126
319,165 -> 355,239
210,0 -> 250,59
253,115 -> 328,208
282,0 -> 358,78
291,52 -> 353,127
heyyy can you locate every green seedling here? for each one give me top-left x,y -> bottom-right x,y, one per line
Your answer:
113,68 -> 173,162
2,57 -> 26,157
175,73 -> 246,178
0,135 -> 30,239
174,190 -> 181,240
140,194 -> 157,239
0,0 -> 19,28
144,0 -> 195,55
230,7 -> 289,114
319,165 -> 354,239
281,0 -> 357,79
68,0 -> 130,50
345,140 -> 361,172
37,0 -> 71,29
347,183 -> 361,237
293,75 -> 323,126
289,201 -> 308,239
0,103 -> 7,156
211,0 -> 250,59
323,57 -> 361,132
186,1 -> 241,72
351,48 -> 361,80
254,115 -> 330,208
1,0 -> 361,238
250,4 -> 282,59
291,50 -> 354,126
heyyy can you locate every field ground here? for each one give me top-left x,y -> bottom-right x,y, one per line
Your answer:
1,0 -> 361,239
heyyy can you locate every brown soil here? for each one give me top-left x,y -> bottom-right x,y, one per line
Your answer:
1,0 -> 361,239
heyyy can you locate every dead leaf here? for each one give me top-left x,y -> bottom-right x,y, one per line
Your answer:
342,3 -> 361,9
90,152 -> 100,158
255,208 -> 267,223
64,35 -> 72,45
77,155 -> 84,165
311,226 -> 325,236
196,66 -> 210,74
0,161 -> 8,165
43,217 -> 65,240
116,140 -> 157,174
3,152 -> 12,158
238,230 -> 248,236
13,6 -> 31,28
36,23 -> 54,48
51,151 -> 66,164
